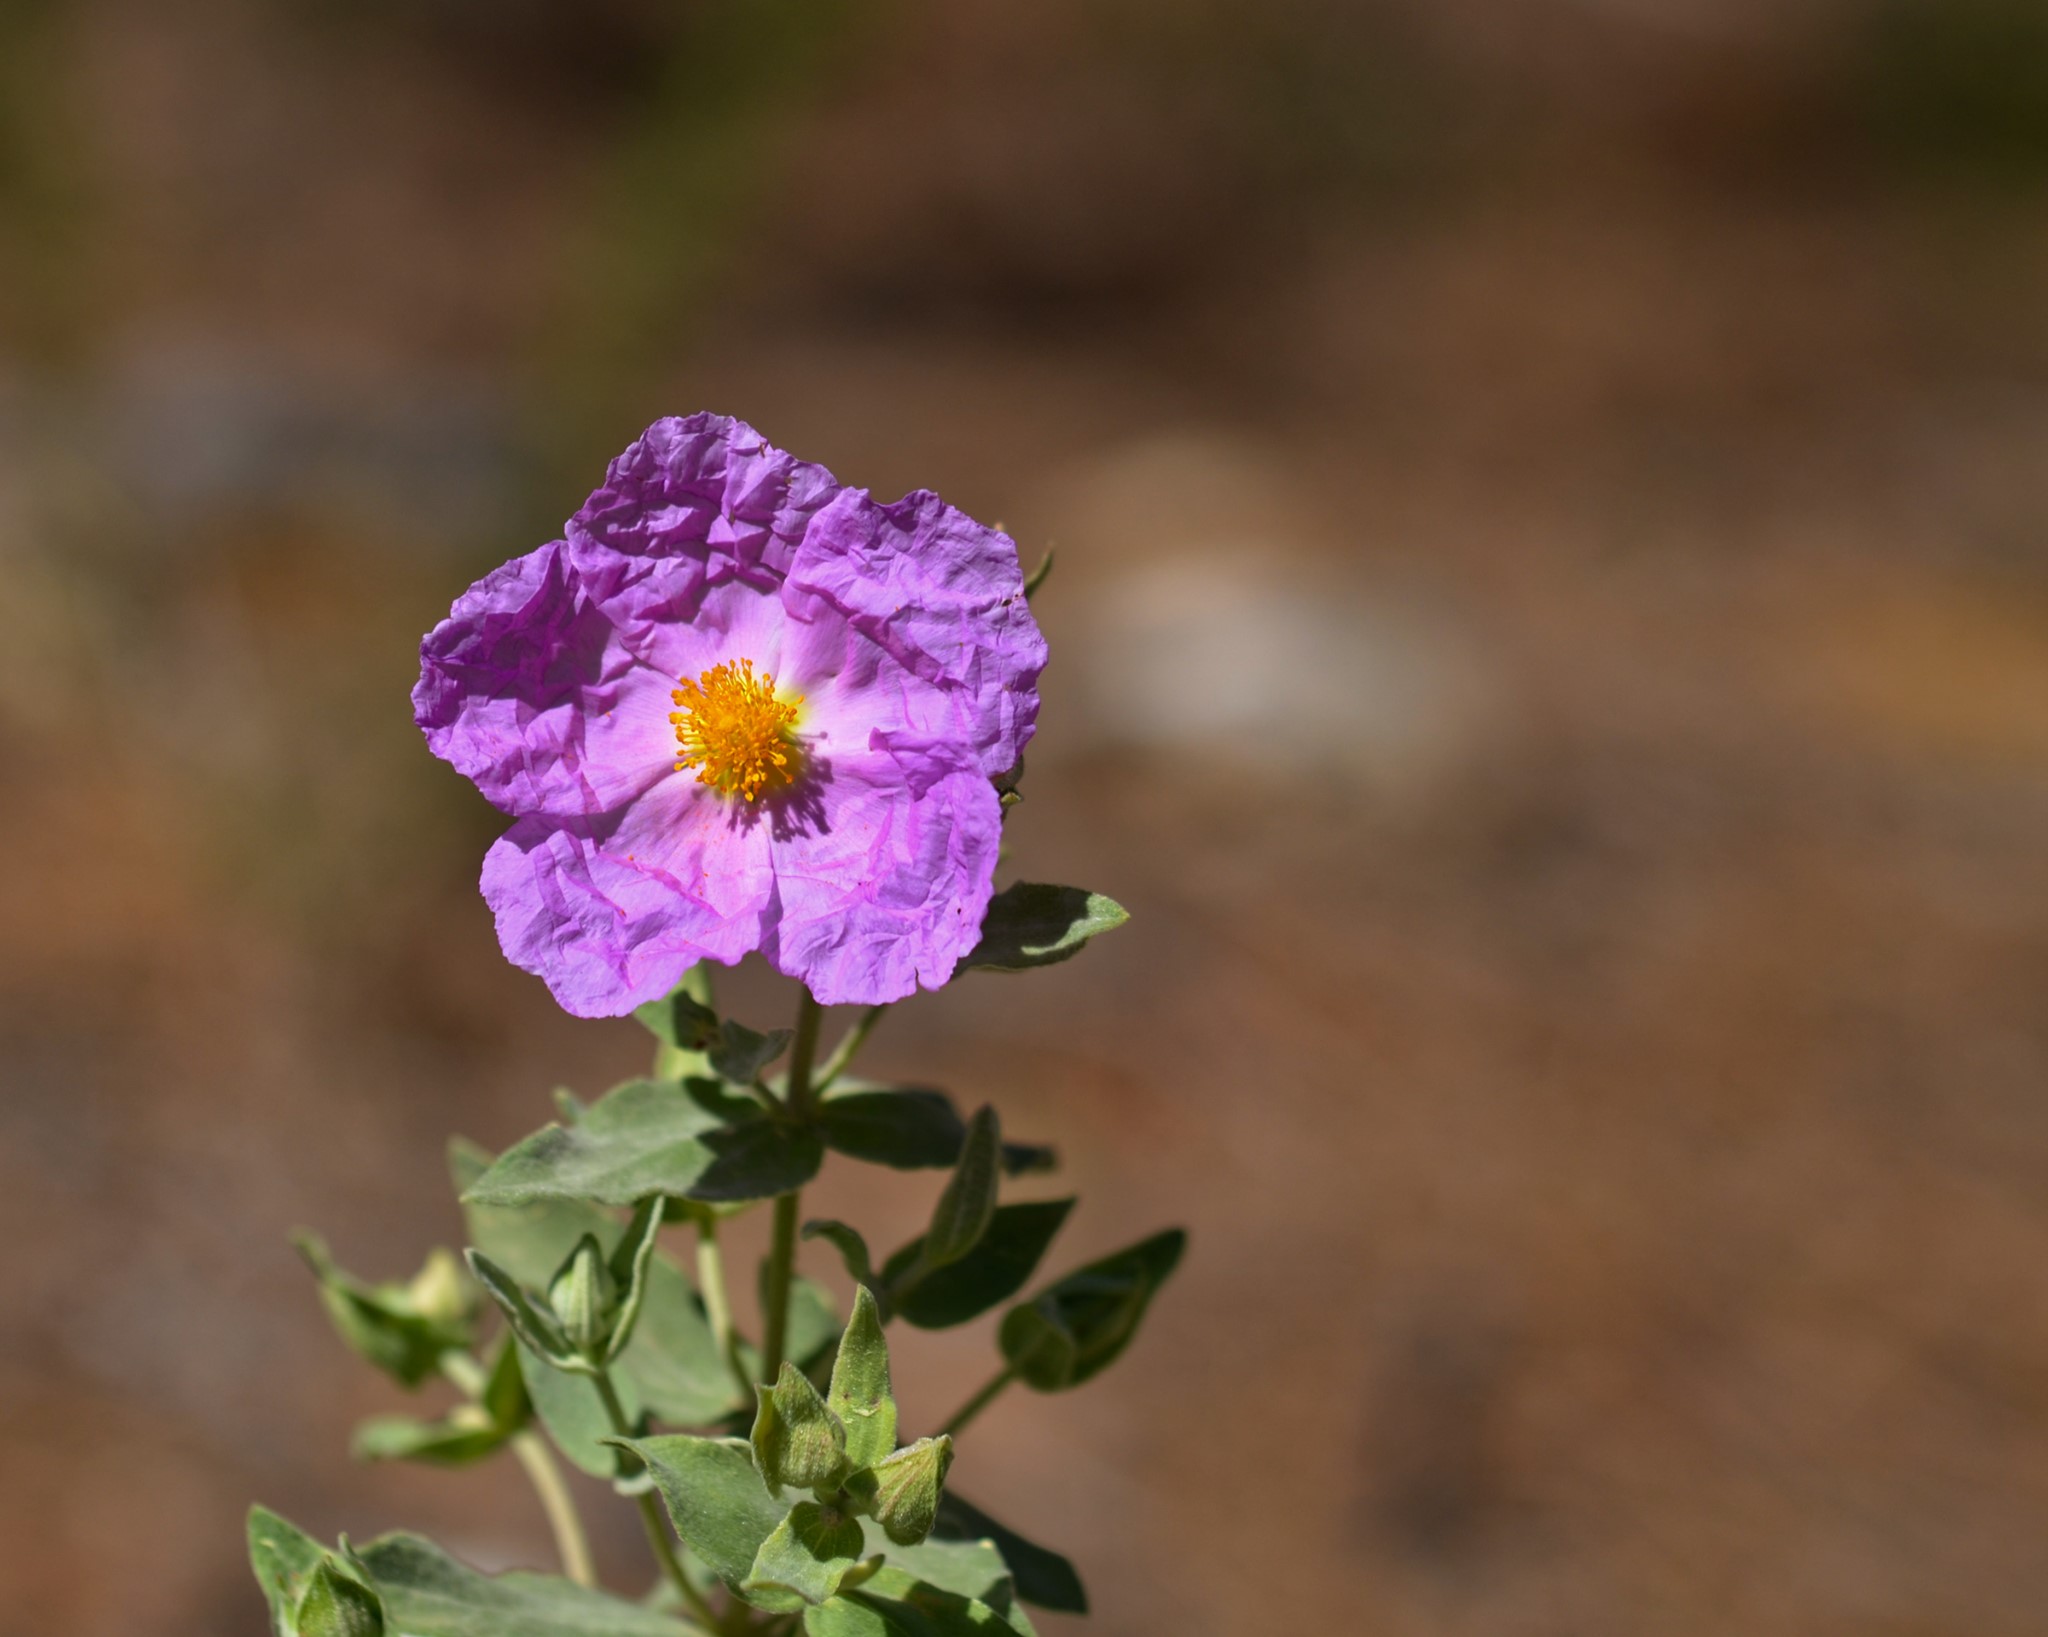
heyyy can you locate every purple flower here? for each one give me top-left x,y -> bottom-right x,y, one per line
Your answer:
414,414 -> 1045,1015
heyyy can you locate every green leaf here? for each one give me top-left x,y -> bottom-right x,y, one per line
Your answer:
626,1434 -> 786,1588
881,1201 -> 1075,1330
462,1080 -> 822,1208
634,985 -> 719,1055
355,1530 -> 696,1637
293,1235 -> 473,1387
480,1334 -> 532,1429
295,1558 -> 385,1637
603,1197 -> 666,1363
743,1502 -> 867,1609
709,1020 -> 793,1085
519,1338 -> 637,1479
931,1494 -> 1086,1614
959,884 -> 1128,974
466,1250 -> 578,1369
827,1286 -> 897,1470
249,1507 -> 327,1636
351,1405 -> 510,1467
854,1533 -> 1014,1613
921,1108 -> 1000,1271
816,1085 -> 1056,1176
803,1220 -> 874,1288
456,1143 -> 742,1426
869,1437 -> 953,1546
802,1566 -> 1030,1636
753,1362 -> 849,1494
998,1229 -> 1186,1391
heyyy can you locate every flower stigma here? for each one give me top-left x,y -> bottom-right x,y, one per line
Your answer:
669,658 -> 803,801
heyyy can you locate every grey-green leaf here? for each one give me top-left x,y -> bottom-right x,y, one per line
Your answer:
356,1530 -> 697,1637
998,1229 -> 1185,1391
743,1502 -> 867,1609
921,1108 -> 1000,1271
351,1407 -> 510,1468
870,1436 -> 953,1546
468,1250 -> 577,1367
826,1286 -> 897,1470
881,1201 -> 1075,1330
462,1079 -> 821,1207
931,1494 -> 1086,1614
249,1507 -> 327,1637
959,884 -> 1128,974
519,1339 -> 638,1478
626,1434 -> 788,1588
753,1362 -> 848,1494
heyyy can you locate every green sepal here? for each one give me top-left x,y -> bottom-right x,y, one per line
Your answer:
869,1436 -> 953,1546
1022,546 -> 1054,600
351,1404 -> 509,1468
803,1219 -> 874,1288
709,1020 -> 793,1086
466,1249 -> 582,1371
997,1229 -> 1185,1391
742,1502 -> 867,1609
816,1084 -> 1056,1176
462,1079 -> 822,1207
958,883 -> 1128,974
931,1493 -> 1086,1614
250,1507 -> 328,1636
358,1530 -> 697,1636
826,1286 -> 897,1470
622,1434 -> 786,1590
602,1195 -> 665,1363
295,1557 -> 385,1637
881,1200 -> 1075,1330
752,1362 -> 849,1494
801,1565 -> 1032,1635
293,1235 -> 474,1387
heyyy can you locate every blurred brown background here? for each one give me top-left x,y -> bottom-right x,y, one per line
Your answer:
5,1 -> 2048,1632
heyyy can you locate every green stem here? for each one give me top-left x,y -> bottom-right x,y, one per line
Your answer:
759,989 -> 823,1388
813,1003 -> 887,1093
938,1365 -> 1018,1438
592,1370 -> 724,1629
694,1214 -> 755,1400
438,1352 -> 597,1588
759,1190 -> 801,1388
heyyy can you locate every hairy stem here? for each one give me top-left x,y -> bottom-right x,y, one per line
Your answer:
592,1370 -> 723,1629
439,1351 -> 596,1588
694,1214 -> 754,1400
938,1364 -> 1019,1438
813,1003 -> 887,1093
759,989 -> 824,1388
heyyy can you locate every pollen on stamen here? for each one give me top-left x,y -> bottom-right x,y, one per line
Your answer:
669,657 -> 803,802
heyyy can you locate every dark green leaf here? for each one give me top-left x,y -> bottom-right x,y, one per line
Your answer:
633,985 -> 719,1055
921,1109 -> 1000,1272
356,1531 -> 696,1637
293,1235 -> 473,1387
463,1080 -> 820,1208
959,884 -> 1128,974
352,1406 -> 510,1467
882,1201 -> 1074,1330
827,1286 -> 896,1470
997,1229 -> 1185,1391
753,1363 -> 848,1494
249,1507 -> 327,1637
931,1494 -> 1086,1614
480,1335 -> 531,1429
870,1437 -> 953,1547
816,1086 -> 1055,1177
625,1434 -> 785,1588
803,1220 -> 874,1288
743,1502 -> 867,1609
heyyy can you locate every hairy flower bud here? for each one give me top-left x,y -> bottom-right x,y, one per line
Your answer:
294,1561 -> 384,1637
547,1235 -> 618,1360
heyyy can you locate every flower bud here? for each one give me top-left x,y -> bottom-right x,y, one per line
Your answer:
294,1561 -> 384,1637
546,1235 -> 618,1360
404,1248 -> 474,1330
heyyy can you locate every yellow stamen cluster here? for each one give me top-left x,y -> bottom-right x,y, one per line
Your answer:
669,658 -> 803,802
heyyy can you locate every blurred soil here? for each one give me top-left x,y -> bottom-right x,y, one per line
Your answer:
3,2 -> 2048,1634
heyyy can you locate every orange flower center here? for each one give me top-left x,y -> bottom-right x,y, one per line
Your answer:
669,658 -> 803,801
